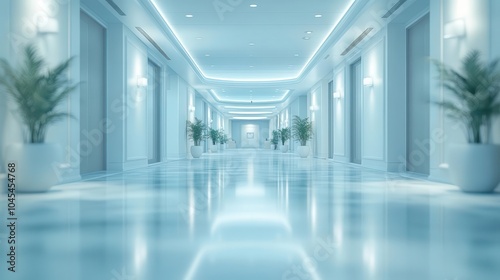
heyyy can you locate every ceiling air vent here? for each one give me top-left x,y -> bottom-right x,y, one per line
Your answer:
381,0 -> 407,19
104,0 -> 126,16
341,28 -> 373,56
136,27 -> 171,61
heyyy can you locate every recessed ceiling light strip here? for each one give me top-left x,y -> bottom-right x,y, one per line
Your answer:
381,0 -> 408,19
340,27 -> 373,56
136,27 -> 171,60
105,0 -> 126,16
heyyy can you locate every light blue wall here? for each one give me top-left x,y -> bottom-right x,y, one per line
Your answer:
0,0 -> 10,173
230,120 -> 270,148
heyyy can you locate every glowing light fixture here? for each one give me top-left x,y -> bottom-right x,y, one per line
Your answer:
363,77 -> 373,87
444,19 -> 465,39
37,18 -> 59,33
137,77 -> 148,87
333,91 -> 342,99
309,105 -> 319,111
249,4 -> 258,8
188,106 -> 196,112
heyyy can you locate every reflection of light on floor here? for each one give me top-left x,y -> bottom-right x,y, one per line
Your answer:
333,226 -> 343,250
210,213 -> 292,235
183,243 -> 321,280
235,186 -> 266,197
248,161 -> 254,183
188,187 -> 195,234
134,237 -> 148,273
363,244 -> 376,275
311,194 -> 317,234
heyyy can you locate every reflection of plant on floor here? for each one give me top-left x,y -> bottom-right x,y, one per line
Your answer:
433,50 -> 500,143
186,118 -> 207,146
0,44 -> 78,143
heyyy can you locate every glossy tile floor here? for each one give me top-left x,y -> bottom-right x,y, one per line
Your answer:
1,149 -> 500,280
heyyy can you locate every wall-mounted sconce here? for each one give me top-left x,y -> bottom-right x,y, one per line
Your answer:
363,77 -> 373,87
188,105 -> 196,112
137,77 -> 148,87
309,105 -> 319,111
37,18 -> 59,33
444,19 -> 465,39
333,91 -> 342,99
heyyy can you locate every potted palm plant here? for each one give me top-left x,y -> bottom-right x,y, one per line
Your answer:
279,127 -> 291,153
187,117 -> 207,158
271,129 -> 280,150
292,115 -> 313,158
434,50 -> 500,192
208,127 -> 220,153
0,44 -> 77,192
218,129 -> 228,151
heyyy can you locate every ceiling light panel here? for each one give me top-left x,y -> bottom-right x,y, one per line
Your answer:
210,88 -> 291,103
148,0 -> 356,82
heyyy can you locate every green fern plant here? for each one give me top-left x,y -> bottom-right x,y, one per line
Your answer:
0,44 -> 77,143
279,127 -> 291,145
291,115 -> 313,146
187,117 -> 207,146
208,127 -> 220,145
434,50 -> 500,143
271,130 -> 279,145
218,129 -> 228,144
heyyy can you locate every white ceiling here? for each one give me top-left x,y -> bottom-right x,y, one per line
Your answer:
149,0 -> 355,82
86,0 -> 414,119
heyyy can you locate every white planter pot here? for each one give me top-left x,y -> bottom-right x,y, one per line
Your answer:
448,144 -> 500,193
210,145 -> 218,153
281,144 -> 288,153
298,146 -> 310,158
190,146 -> 203,158
4,143 -> 63,192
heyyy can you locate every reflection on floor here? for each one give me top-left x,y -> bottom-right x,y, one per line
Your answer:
1,149 -> 500,280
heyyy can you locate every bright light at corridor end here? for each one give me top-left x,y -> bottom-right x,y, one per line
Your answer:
224,106 -> 276,109
228,111 -> 273,115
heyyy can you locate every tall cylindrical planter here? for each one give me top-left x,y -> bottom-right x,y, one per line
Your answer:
4,143 -> 63,192
448,144 -> 500,193
191,146 -> 203,158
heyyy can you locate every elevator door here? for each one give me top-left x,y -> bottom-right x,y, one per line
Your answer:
148,61 -> 161,164
80,12 -> 106,174
407,14 -> 430,174
350,59 -> 362,164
